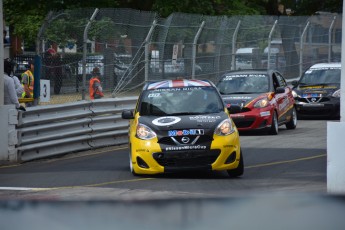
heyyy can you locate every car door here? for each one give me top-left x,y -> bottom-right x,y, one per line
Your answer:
272,72 -> 291,123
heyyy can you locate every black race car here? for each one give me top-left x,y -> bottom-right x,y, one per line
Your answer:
292,63 -> 341,119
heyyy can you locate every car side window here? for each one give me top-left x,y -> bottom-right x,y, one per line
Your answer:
275,72 -> 287,87
272,74 -> 280,90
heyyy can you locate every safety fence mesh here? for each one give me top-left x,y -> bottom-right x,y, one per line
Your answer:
14,9 -> 342,105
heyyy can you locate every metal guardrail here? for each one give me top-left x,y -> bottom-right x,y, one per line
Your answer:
16,97 -> 137,162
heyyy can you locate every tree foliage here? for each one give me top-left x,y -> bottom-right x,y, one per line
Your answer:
3,0 -> 342,49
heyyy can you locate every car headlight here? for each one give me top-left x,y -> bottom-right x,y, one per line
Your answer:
136,123 -> 157,140
292,90 -> 298,98
254,98 -> 269,108
332,89 -> 341,98
214,118 -> 235,136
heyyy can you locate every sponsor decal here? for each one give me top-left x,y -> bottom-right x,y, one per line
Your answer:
148,93 -> 161,98
136,149 -> 149,152
223,145 -> 235,148
224,96 -> 252,100
301,86 -> 337,89
260,111 -> 271,117
302,103 -> 324,107
224,74 -> 266,81
278,98 -> 289,110
302,93 -> 322,98
278,97 -> 290,111
149,86 -> 204,92
152,116 -> 181,126
231,114 -> 245,118
166,145 -> 207,151
189,115 -> 221,123
168,129 -> 205,136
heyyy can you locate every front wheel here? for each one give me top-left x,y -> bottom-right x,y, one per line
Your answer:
286,107 -> 297,129
129,146 -> 137,176
268,111 -> 278,135
227,150 -> 244,178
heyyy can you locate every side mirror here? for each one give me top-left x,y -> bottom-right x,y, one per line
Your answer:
122,110 -> 134,119
291,80 -> 298,87
227,104 -> 242,114
275,87 -> 285,94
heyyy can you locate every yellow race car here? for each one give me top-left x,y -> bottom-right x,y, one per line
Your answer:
121,79 -> 243,177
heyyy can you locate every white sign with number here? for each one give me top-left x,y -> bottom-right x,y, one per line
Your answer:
40,80 -> 50,102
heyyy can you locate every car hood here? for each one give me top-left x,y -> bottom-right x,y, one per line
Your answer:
138,113 -> 229,135
295,84 -> 340,97
220,93 -> 264,107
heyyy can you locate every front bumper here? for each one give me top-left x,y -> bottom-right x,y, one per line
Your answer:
230,108 -> 273,131
295,99 -> 340,118
130,132 -> 241,175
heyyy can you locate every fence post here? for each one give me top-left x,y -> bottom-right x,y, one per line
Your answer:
300,21 -> 310,77
192,21 -> 205,79
82,8 -> 99,100
145,20 -> 157,82
267,20 -> 278,70
328,16 -> 336,63
231,20 -> 241,71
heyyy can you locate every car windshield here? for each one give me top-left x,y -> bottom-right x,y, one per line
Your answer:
139,87 -> 224,116
300,68 -> 340,85
217,73 -> 269,94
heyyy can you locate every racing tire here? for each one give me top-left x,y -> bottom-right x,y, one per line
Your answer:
227,150 -> 244,178
286,107 -> 297,130
129,146 -> 137,176
268,111 -> 278,135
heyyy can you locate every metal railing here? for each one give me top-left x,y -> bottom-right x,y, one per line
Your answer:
16,97 -> 137,162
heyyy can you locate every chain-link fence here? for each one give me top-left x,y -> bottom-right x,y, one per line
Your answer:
15,9 -> 342,105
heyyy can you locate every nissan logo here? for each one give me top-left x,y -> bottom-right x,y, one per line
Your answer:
311,98 -> 316,102
181,137 -> 190,144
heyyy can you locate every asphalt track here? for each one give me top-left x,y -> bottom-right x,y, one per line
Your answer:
0,119 -> 329,200
2,119 -> 345,230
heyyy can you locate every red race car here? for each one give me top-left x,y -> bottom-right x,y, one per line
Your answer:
216,69 -> 297,135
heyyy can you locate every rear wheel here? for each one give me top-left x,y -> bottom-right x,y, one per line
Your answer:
227,150 -> 244,178
268,111 -> 278,135
286,107 -> 297,129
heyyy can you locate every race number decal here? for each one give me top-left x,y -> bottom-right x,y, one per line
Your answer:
152,116 -> 181,126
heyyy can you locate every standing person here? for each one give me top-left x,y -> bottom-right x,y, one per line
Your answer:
5,58 -> 24,97
3,59 -> 25,111
89,67 -> 104,100
21,59 -> 34,106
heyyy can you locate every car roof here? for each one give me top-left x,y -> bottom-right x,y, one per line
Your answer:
308,62 -> 341,69
144,79 -> 214,90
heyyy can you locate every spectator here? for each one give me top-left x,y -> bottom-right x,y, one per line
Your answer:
4,59 -> 25,111
5,58 -> 24,97
89,67 -> 104,100
21,59 -> 34,107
